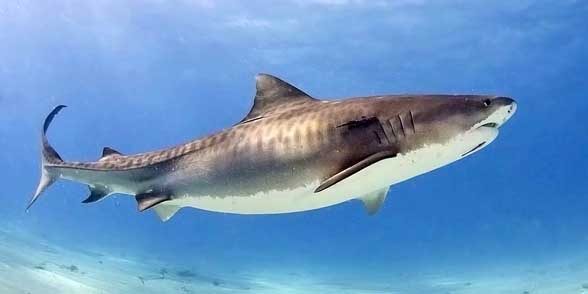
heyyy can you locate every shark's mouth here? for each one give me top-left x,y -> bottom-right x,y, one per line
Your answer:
461,141 -> 487,157
461,122 -> 500,157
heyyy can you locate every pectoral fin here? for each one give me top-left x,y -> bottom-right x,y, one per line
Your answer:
359,187 -> 389,215
314,150 -> 397,193
135,192 -> 171,212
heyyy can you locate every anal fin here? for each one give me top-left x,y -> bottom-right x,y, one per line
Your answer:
153,205 -> 181,222
136,191 -> 171,212
359,187 -> 390,215
82,185 -> 112,203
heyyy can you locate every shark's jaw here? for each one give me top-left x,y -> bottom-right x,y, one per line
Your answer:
460,99 -> 517,158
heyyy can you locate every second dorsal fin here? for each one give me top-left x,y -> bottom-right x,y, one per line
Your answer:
101,147 -> 123,158
239,74 -> 316,123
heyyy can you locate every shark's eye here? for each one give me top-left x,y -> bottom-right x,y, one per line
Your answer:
483,99 -> 491,107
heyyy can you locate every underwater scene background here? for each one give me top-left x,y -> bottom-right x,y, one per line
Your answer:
1,1 -> 587,293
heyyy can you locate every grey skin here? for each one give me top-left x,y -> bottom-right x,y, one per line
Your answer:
29,74 -> 516,220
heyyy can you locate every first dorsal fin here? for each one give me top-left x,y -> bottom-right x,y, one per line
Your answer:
239,74 -> 316,123
101,147 -> 122,158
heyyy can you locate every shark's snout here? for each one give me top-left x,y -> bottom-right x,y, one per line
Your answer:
494,96 -> 517,127
493,96 -> 517,116
492,96 -> 515,107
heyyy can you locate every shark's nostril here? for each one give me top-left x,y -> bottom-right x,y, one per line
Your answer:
508,104 -> 516,114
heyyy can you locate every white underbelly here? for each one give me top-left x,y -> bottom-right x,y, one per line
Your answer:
169,126 -> 498,214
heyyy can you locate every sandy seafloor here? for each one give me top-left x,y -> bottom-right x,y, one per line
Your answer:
1,222 -> 587,294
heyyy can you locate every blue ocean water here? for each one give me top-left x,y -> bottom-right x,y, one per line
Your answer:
1,1 -> 587,293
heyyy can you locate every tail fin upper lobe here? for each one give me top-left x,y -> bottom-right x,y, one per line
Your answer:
27,105 -> 67,211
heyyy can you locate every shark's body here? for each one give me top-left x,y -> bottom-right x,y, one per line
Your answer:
29,74 -> 517,221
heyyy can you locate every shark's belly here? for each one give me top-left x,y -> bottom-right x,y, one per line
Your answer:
168,146 -> 451,214
167,126 -> 498,214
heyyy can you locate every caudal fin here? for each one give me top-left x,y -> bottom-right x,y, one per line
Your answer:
27,105 -> 67,211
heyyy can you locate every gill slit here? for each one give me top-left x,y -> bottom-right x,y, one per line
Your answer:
388,119 -> 397,139
373,131 -> 382,144
409,110 -> 416,134
398,114 -> 406,137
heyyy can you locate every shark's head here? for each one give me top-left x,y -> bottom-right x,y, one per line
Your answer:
362,95 -> 518,186
383,95 -> 517,165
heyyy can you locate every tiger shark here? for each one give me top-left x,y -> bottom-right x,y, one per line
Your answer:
28,74 -> 517,221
